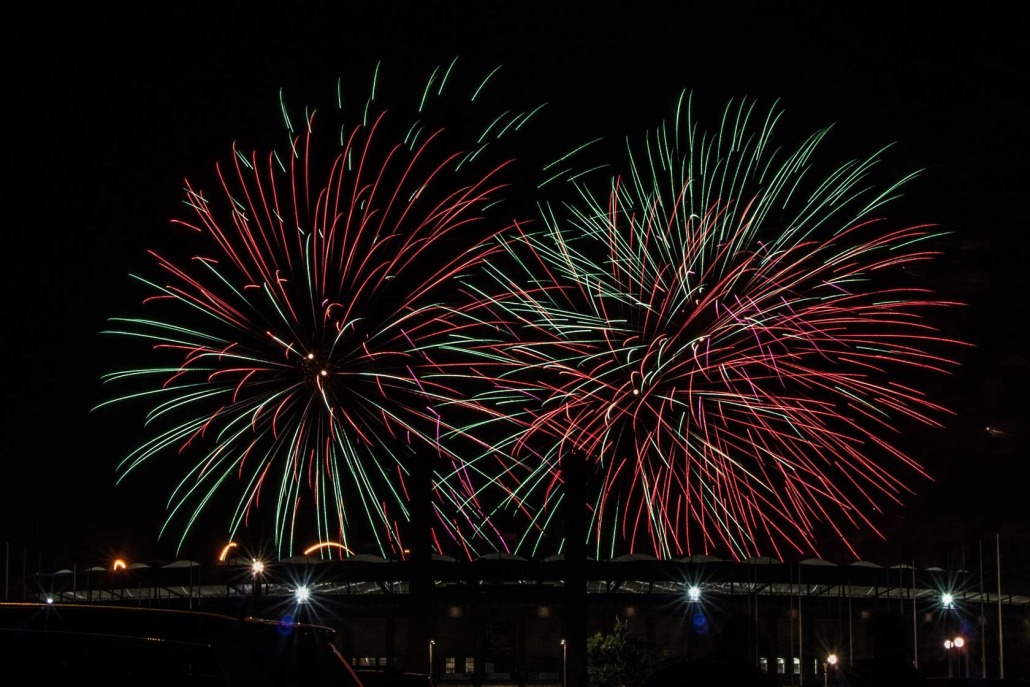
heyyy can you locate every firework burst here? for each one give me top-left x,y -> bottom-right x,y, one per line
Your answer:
441,93 -> 966,561
97,61 -> 542,558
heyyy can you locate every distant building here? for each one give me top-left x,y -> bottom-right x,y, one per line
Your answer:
22,553 -> 1030,685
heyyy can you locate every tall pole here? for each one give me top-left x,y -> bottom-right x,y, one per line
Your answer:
911,561 -> 918,670
753,562 -> 760,668
789,566 -> 795,687
409,450 -> 433,674
563,450 -> 588,687
996,533 -> 1004,679
848,586 -> 853,667
979,540 -> 986,678
429,639 -> 435,681
798,564 -> 803,686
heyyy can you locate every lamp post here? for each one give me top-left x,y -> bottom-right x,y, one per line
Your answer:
823,653 -> 838,687
429,639 -> 435,680
944,639 -> 954,677
953,637 -> 966,678
686,584 -> 701,658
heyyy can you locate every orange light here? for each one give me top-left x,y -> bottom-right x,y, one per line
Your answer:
218,542 -> 238,562
112,559 -> 127,571
303,541 -> 354,556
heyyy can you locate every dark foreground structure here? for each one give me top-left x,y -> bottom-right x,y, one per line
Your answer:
16,553 -> 1030,686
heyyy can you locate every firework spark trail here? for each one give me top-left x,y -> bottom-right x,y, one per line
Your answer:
438,93 -> 967,561
97,61 -> 541,558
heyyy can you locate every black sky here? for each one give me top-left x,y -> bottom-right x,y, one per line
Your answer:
3,2 -> 1028,568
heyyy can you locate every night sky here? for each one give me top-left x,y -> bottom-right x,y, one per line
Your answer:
3,3 -> 1028,570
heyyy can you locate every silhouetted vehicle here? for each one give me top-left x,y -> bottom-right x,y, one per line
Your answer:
354,667 -> 433,686
0,601 -> 365,686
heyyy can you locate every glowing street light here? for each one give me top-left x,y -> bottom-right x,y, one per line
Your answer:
687,584 -> 702,603
945,636 -> 967,678
249,558 -> 267,603
944,637 -> 965,677
824,653 -> 838,687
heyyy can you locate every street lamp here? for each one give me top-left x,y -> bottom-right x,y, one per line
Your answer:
250,558 -> 266,602
953,636 -> 967,678
429,639 -> 435,678
943,638 -> 959,679
823,653 -> 838,687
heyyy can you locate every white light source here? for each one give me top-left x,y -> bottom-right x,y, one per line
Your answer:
561,638 -> 567,687
824,653 -> 838,687
294,585 -> 311,603
687,585 -> 701,602
941,592 -> 955,609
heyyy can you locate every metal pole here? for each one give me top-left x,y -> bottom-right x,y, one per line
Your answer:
562,451 -> 588,687
789,566 -> 795,686
911,562 -> 918,670
798,566 -> 803,685
979,539 -> 986,678
561,638 -> 567,687
848,586 -> 853,667
996,533 -> 1004,679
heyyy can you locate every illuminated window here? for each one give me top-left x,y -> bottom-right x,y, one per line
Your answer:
793,657 -> 801,675
465,657 -> 475,674
777,658 -> 786,675
445,657 -> 455,674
